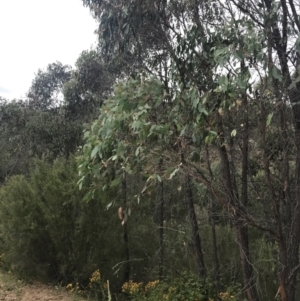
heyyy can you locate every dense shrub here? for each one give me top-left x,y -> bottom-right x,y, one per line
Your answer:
0,158 -> 263,299
119,272 -> 242,301
0,158 -> 120,284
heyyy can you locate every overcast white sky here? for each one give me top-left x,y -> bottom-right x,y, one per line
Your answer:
0,0 -> 98,100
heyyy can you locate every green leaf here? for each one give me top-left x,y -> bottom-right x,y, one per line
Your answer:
205,131 -> 218,144
83,190 -> 93,203
266,113 -> 273,126
271,67 -> 282,81
135,147 -> 140,156
231,129 -> 237,137
77,177 -> 84,190
111,155 -> 118,161
110,178 -> 121,187
209,131 -> 218,136
191,151 -> 200,162
91,145 -> 99,159
132,120 -> 142,130
165,167 -> 175,178
106,201 -> 113,210
192,96 -> 199,108
173,104 -> 180,112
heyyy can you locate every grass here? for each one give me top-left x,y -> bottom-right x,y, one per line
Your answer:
0,269 -> 24,299
0,268 -> 87,301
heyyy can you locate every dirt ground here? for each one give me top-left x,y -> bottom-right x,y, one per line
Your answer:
0,275 -> 84,301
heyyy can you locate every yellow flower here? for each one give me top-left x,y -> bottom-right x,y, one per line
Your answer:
122,280 -> 143,294
145,280 -> 159,292
219,291 -> 235,301
89,269 -> 101,283
168,286 -> 176,294
66,283 -> 73,291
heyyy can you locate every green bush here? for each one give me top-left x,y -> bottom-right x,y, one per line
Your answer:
119,272 -> 242,301
0,158 -> 119,284
0,157 -> 257,299
0,173 -> 55,280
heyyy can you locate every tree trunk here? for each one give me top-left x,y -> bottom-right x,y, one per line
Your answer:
218,115 -> 260,301
239,68 -> 259,301
158,178 -> 164,280
209,198 -> 221,293
264,32 -> 300,300
122,174 -> 130,283
185,176 -> 206,278
235,225 -> 259,301
206,147 -> 221,292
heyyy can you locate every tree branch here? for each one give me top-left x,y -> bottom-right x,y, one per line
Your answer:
288,0 -> 300,32
231,0 -> 265,27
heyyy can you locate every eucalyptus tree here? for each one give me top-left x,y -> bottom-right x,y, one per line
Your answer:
210,1 -> 300,300
0,99 -> 30,182
79,0 -> 257,298
25,56 -> 113,159
78,0 -> 300,300
77,76 -> 209,279
64,50 -> 113,120
27,62 -> 72,110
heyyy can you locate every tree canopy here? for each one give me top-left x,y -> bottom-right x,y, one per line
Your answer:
78,1 -> 300,301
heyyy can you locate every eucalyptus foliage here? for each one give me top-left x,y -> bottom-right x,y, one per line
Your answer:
78,1 -> 300,300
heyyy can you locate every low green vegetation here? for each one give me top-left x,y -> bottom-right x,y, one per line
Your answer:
0,157 -> 277,300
